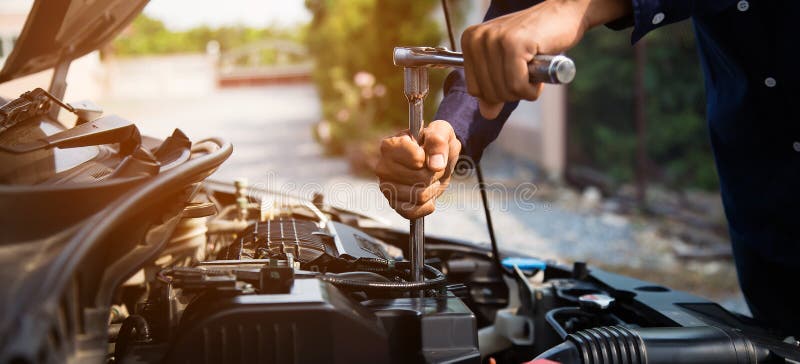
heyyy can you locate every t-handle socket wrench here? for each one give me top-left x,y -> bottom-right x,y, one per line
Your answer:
394,46 -> 576,83
392,47 -> 576,285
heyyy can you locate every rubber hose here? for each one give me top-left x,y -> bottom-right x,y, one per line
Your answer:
318,263 -> 446,291
352,257 -> 395,268
327,271 -> 392,282
535,325 -> 772,364
115,315 -> 151,359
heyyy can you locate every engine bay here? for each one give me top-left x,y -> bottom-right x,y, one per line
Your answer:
119,182 -> 481,363
2,0 -> 799,362
108,181 -> 800,364
0,85 -> 798,363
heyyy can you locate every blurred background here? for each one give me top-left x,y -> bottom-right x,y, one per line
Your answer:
0,0 -> 743,312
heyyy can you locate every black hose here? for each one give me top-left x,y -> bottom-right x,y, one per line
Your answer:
439,0 -> 513,279
326,271 -> 391,282
318,261 -> 446,292
545,307 -> 593,339
475,163 -> 515,277
352,257 -> 396,270
353,257 -> 394,266
559,326 -> 772,364
114,315 -> 151,360
441,0 -> 457,51
93,138 -> 232,308
439,0 -> 514,279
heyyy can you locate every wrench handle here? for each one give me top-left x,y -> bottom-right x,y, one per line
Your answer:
527,54 -> 576,84
394,47 -> 578,287
393,47 -> 576,85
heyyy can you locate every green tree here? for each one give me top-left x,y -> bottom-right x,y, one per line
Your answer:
111,14 -> 304,58
305,0 -> 445,156
568,22 -> 717,190
112,15 -> 177,55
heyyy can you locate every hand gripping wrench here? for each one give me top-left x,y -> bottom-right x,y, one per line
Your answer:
392,46 -> 576,285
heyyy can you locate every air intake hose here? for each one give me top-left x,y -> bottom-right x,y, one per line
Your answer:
535,326 -> 772,364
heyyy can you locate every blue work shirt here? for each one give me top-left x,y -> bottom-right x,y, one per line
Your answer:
435,0 -> 800,266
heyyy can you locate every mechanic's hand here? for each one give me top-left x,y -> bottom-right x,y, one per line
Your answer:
376,120 -> 461,219
461,0 -> 631,119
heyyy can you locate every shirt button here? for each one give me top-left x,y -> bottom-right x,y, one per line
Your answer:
737,0 -> 749,12
765,77 -> 777,88
793,142 -> 800,152
652,12 -> 665,25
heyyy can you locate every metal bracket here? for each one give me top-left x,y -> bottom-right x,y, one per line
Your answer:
47,55 -> 72,121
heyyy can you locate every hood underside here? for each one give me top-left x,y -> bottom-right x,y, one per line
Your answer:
0,0 -> 149,83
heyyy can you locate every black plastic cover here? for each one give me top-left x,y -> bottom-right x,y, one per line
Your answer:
162,279 -> 392,364
222,219 -> 396,269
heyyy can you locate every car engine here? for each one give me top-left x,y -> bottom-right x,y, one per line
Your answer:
1,1 -> 799,361
122,183 -> 481,364
105,180 -> 800,364
0,87 -> 798,363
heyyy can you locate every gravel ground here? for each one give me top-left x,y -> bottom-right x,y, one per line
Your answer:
100,83 -> 748,315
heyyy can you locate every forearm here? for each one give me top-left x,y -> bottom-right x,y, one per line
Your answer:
435,70 -> 518,163
582,0 -> 633,30
486,0 -> 632,34
438,0 -> 632,162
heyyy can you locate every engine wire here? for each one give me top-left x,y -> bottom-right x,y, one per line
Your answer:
476,164 -> 515,277
441,0 -> 515,277
441,0 -> 457,51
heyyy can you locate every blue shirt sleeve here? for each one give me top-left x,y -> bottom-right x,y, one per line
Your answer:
433,0 -> 542,162
434,70 -> 518,162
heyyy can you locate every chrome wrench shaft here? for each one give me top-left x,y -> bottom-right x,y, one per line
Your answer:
393,47 -> 576,286
403,66 -> 428,283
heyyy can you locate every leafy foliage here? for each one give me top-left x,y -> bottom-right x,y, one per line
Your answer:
568,22 -> 718,190
111,14 -> 303,58
304,0 -> 446,155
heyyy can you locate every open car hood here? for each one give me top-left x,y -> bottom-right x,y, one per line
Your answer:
0,0 -> 149,83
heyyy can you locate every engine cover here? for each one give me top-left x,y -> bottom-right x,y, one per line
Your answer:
147,216 -> 480,364
221,218 -> 398,269
160,275 -> 479,364
164,279 -> 392,364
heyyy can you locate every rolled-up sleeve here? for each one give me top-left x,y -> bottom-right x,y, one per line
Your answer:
434,70 -> 518,162
433,0 -> 542,162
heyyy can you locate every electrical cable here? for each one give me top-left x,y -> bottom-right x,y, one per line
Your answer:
476,164 -> 515,277
441,0 -> 457,51
544,307 -> 593,339
318,261 -> 447,292
440,0 -> 514,277
114,315 -> 152,360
